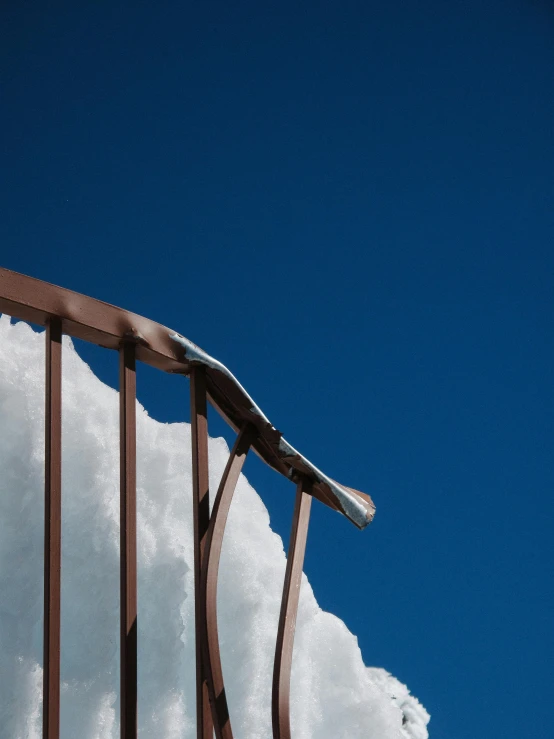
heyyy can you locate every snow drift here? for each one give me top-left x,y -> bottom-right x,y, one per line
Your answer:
0,315 -> 429,738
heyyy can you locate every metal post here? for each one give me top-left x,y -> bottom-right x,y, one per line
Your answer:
120,342 -> 137,739
43,317 -> 62,739
190,366 -> 214,739
201,425 -> 254,739
272,478 -> 312,739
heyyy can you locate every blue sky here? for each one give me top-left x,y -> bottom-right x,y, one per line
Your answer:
2,1 -> 553,737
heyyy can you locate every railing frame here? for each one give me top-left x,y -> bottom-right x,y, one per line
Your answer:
0,267 -> 374,739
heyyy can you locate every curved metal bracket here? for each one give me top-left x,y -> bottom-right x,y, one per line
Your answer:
200,424 -> 255,739
272,477 -> 312,739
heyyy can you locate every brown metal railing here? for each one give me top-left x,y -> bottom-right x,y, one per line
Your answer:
0,267 -> 375,739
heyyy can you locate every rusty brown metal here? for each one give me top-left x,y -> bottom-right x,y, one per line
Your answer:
0,267 -> 374,528
0,267 -> 186,373
0,266 -> 374,738
190,366 -> 214,739
200,425 -> 255,739
43,317 -> 62,739
272,478 -> 312,739
119,342 -> 137,739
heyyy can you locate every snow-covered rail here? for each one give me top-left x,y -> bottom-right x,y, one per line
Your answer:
0,267 -> 375,739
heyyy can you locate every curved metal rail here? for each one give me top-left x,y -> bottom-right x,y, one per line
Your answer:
200,425 -> 255,739
0,266 -> 375,739
272,479 -> 312,739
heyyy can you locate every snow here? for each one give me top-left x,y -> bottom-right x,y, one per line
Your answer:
0,315 -> 429,738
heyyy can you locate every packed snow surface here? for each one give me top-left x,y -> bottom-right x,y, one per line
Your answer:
0,316 -> 429,739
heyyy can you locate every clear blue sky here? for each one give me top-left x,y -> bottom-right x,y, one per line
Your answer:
2,1 -> 553,737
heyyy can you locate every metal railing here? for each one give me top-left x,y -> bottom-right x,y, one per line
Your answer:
0,267 -> 375,739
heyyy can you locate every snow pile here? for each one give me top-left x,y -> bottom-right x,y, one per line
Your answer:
0,315 -> 429,739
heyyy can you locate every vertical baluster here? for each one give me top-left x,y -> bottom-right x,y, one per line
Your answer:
272,478 -> 312,739
190,366 -> 214,739
43,317 -> 62,739
201,424 -> 254,739
120,342 -> 137,739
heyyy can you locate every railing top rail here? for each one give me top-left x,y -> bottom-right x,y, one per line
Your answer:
0,267 -> 375,528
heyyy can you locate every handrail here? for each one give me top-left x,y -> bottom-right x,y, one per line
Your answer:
0,267 -> 374,529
